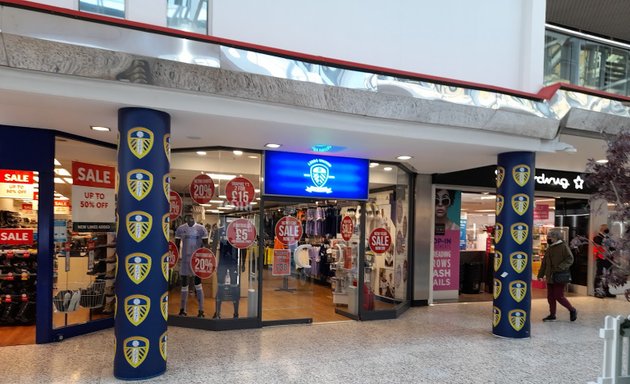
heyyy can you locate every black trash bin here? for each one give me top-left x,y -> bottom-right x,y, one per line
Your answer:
462,262 -> 482,294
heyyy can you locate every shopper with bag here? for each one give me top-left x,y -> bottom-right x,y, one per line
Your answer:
537,228 -> 578,322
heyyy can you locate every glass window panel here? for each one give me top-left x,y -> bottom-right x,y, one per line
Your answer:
79,0 -> 125,18
167,0 -> 208,34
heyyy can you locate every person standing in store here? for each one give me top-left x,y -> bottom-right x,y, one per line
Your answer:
537,229 -> 577,322
175,214 -> 209,317
593,224 -> 616,298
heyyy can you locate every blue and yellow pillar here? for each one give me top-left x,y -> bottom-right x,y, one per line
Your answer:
115,108 -> 171,379
492,152 -> 534,338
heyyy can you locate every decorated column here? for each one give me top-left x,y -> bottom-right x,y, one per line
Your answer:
115,108 -> 171,379
492,152 -> 534,338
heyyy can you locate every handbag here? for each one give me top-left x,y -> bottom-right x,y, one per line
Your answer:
552,270 -> 572,284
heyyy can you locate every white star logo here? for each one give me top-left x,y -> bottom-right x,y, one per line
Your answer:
573,175 -> 584,190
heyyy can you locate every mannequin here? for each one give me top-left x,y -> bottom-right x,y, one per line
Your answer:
175,214 -> 208,317
211,217 -> 240,319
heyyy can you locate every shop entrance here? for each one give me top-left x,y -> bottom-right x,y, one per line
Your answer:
261,199 -> 362,325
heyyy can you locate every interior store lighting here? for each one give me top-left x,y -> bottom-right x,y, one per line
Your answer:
63,178 -> 73,184
196,151 -> 207,156
383,167 -> 393,171
54,178 -> 65,184
396,155 -> 412,160
206,174 -> 236,181
596,159 -> 609,164
369,162 -> 379,168
233,150 -> 243,156
54,168 -> 71,176
54,158 -> 61,166
265,143 -> 281,149
248,155 -> 258,159
90,125 -> 111,132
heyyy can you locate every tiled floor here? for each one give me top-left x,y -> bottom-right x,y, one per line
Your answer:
1,295 -> 627,383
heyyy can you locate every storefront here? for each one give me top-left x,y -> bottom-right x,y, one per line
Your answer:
432,165 -> 594,303
0,124 -> 415,346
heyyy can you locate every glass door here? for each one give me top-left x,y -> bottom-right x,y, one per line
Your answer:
261,199 -> 360,325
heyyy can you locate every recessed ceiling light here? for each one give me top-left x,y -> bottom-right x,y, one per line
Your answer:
233,150 -> 243,156
369,162 -> 379,168
596,159 -> 608,164
248,155 -> 258,159
54,178 -> 65,184
90,125 -> 111,132
383,167 -> 393,171
54,158 -> 61,166
54,168 -> 71,176
265,143 -> 281,149
63,178 -> 73,184
196,151 -> 207,156
396,155 -> 412,160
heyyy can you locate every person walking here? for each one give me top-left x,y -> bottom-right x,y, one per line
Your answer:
537,228 -> 577,322
593,224 -> 616,298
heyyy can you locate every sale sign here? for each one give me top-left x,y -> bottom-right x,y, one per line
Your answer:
170,191 -> 183,221
54,199 -> 71,215
272,249 -> 291,276
0,229 -> 34,245
190,248 -> 217,279
189,174 -> 215,204
369,227 -> 391,254
275,216 -> 303,246
72,161 -> 116,231
0,169 -> 34,198
340,216 -> 354,241
168,241 -> 179,269
225,177 -> 255,209
227,218 -> 257,249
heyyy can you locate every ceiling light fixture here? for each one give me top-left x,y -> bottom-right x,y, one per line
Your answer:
265,143 -> 281,149
248,155 -> 258,159
63,178 -> 73,184
196,151 -> 207,156
383,167 -> 393,172
54,178 -> 65,184
596,159 -> 609,164
396,155 -> 412,160
369,162 -> 379,168
233,150 -> 243,156
54,168 -> 71,176
90,125 -> 111,132
54,158 -> 61,166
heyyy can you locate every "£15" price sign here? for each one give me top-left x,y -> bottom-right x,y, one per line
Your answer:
225,177 -> 255,210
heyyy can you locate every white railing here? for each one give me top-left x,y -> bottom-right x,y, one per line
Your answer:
591,315 -> 630,384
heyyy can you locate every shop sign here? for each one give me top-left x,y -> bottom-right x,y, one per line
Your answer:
225,177 -> 255,209
189,174 -> 215,204
534,204 -> 549,220
168,241 -> 179,269
227,218 -> 257,249
264,151 -> 369,200
340,216 -> 354,241
534,172 -> 584,191
21,203 -> 33,211
0,229 -> 33,245
369,228 -> 391,254
71,161 -> 116,231
272,249 -> 291,276
275,216 -> 303,246
0,169 -> 34,199
190,248 -> 217,279
169,191 -> 183,221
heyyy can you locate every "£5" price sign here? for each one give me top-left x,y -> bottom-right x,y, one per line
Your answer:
227,218 -> 257,249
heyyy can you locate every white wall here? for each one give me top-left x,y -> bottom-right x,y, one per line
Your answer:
127,0 -> 167,26
212,0 -> 546,93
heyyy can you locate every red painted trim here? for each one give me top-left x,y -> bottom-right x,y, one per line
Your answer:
2,0 -> 630,103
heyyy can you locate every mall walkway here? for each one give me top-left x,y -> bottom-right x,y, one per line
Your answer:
0,295 -> 626,383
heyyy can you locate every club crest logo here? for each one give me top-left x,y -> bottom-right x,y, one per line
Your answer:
128,127 -> 154,159
495,223 -> 503,244
114,294 -> 118,318
126,211 -> 152,243
123,336 -> 149,368
163,174 -> 171,201
496,195 -> 504,216
510,223 -> 528,245
509,280 -> 527,303
494,251 -> 502,272
304,159 -> 335,194
508,309 -> 527,331
126,169 -> 153,201
496,166 -> 505,188
116,213 -> 119,234
512,164 -> 530,187
115,171 -> 120,195
164,134 -> 171,162
124,295 -> 151,326
160,332 -> 167,361
510,252 -> 528,273
162,214 -> 170,241
493,278 -> 502,299
161,252 -> 169,281
161,292 -> 168,321
493,306 -> 501,327
125,253 -> 152,285
511,194 -> 529,216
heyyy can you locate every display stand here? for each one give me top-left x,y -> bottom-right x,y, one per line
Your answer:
275,276 -> 296,292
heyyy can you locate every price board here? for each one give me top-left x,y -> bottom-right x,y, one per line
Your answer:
189,174 -> 215,204
190,248 -> 217,279
340,215 -> 354,241
272,249 -> 291,276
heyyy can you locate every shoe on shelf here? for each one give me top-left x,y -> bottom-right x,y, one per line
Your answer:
178,309 -> 187,316
570,309 -> 577,322
542,315 -> 557,322
197,311 -> 205,318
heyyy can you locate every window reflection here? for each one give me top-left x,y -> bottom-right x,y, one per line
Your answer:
167,0 -> 208,34
79,0 -> 125,18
